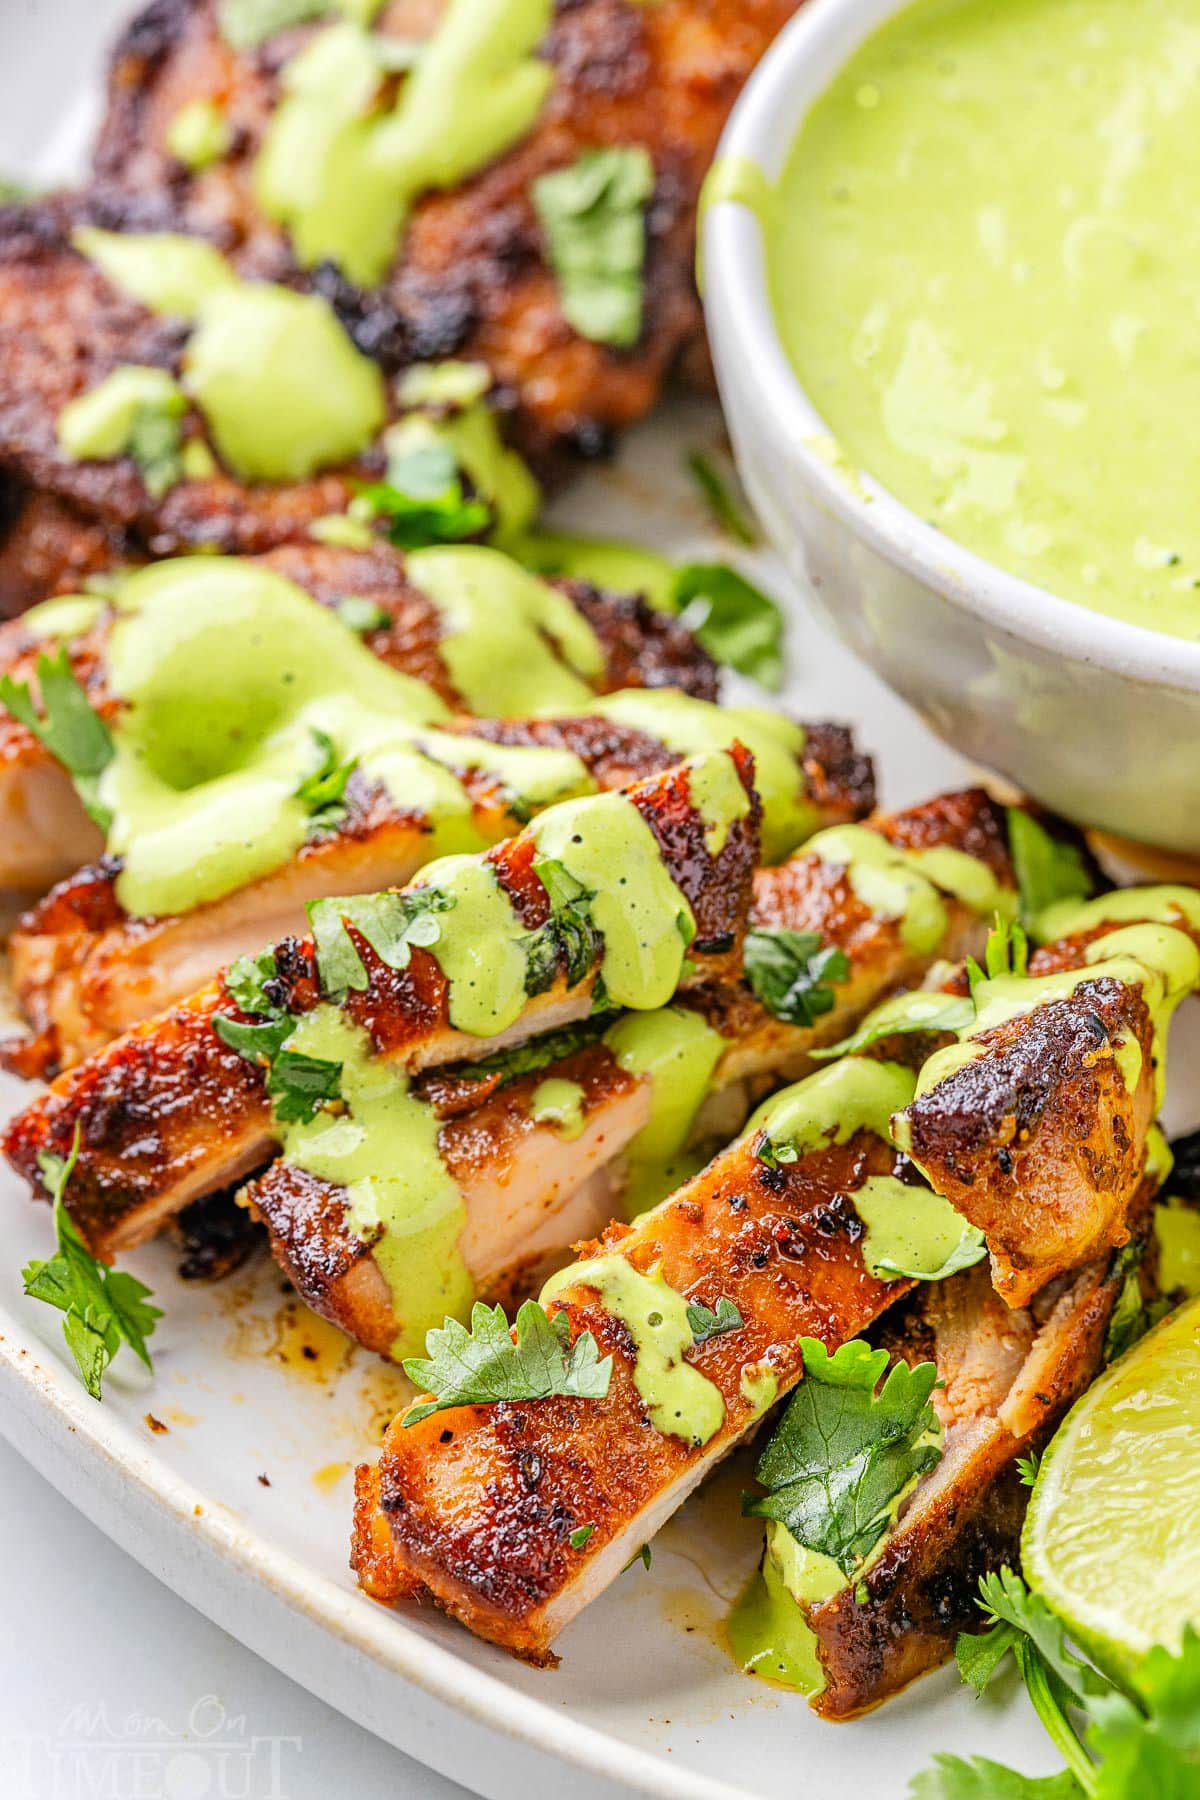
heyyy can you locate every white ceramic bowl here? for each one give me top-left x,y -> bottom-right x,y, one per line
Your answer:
703,0 -> 1200,854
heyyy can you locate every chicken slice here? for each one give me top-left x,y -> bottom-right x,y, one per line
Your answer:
896,890 -> 1200,1305
351,1055 -> 918,1660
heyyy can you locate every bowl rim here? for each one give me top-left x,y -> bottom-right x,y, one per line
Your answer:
702,0 -> 1200,695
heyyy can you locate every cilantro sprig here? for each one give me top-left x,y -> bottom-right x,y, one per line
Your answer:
213,949 -> 342,1125
1008,809 -> 1094,933
22,1127 -> 161,1400
966,914 -> 1029,999
675,563 -> 785,692
914,1571 -> 1200,1798
745,1338 -> 942,1581
533,147 -> 654,349
744,928 -> 849,1028
0,648 -> 114,828
401,1298 -> 613,1426
686,449 -> 758,545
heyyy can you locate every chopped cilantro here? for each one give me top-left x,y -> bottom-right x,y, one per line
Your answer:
523,857 -> 601,995
686,1296 -> 744,1344
1007,809 -> 1094,933
966,914 -> 1029,998
686,449 -> 758,545
357,442 -> 490,549
569,1524 -> 594,1550
22,1126 -> 161,1400
447,1020 -> 606,1087
674,563 -> 785,692
401,1298 -> 613,1426
744,928 -> 849,1028
744,1338 -> 942,1581
1016,1450 -> 1041,1489
534,146 -> 655,349
213,949 -> 342,1125
811,991 -> 976,1062
295,729 -> 357,834
0,648 -> 114,828
308,888 -> 456,996
128,399 -> 186,499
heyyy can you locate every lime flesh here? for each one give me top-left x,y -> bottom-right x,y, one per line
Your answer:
1023,1297 -> 1200,1681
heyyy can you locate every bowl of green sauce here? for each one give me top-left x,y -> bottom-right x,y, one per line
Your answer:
703,0 -> 1200,852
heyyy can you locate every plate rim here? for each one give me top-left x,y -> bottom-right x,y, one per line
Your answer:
0,1311 -> 764,1800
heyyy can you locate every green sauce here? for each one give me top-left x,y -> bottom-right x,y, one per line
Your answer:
407,546 -> 603,715
406,853 -> 530,1038
1156,1200 -> 1200,1298
771,0 -> 1200,640
70,231 -> 385,481
806,824 -> 1014,954
57,367 -> 184,464
257,0 -> 553,285
515,531 -> 679,613
910,922 -> 1200,1113
529,777 -> 704,1011
278,1006 -> 473,1358
20,595 -> 106,641
1036,885 -> 1200,946
98,557 -> 592,918
852,1173 -> 983,1282
748,1056 -> 917,1164
541,1256 -> 725,1445
529,1078 -> 586,1140
728,1526 -> 837,1697
603,1005 -> 727,1216
383,403 -> 541,548
590,688 -> 815,862
166,98 -> 233,170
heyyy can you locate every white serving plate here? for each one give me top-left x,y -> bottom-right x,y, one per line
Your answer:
1,10 -> 1194,1798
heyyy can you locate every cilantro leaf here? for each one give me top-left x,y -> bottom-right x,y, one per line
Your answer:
295,729 -> 357,834
534,147 -> 655,349
523,857 -> 601,995
0,648 -> 114,828
744,1338 -> 942,1580
812,990 -> 976,1061
569,1524 -> 594,1549
357,442 -> 491,550
128,400 -> 185,499
911,1757 -> 1081,1798
744,928 -> 849,1028
686,1296 -> 744,1344
1017,1450 -> 1042,1489
686,449 -> 758,545
214,948 -> 342,1126
22,1126 -> 161,1399
674,563 -> 785,692
401,1298 -> 613,1426
1008,810 -> 1094,932
446,1019 -> 606,1087
967,915 -> 1029,997
308,888 -> 456,996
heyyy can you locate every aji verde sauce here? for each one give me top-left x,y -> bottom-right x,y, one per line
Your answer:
771,0 -> 1200,639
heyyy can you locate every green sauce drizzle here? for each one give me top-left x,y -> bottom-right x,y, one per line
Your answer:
603,1005 -> 726,1217
278,1006 -> 473,1358
589,688 -> 815,862
748,1056 -> 918,1164
406,853 -> 530,1038
851,1174 -> 984,1283
806,824 -> 1015,953
541,1256 -> 725,1446
529,1077 -> 586,1140
256,0 -> 554,285
407,546 -> 603,714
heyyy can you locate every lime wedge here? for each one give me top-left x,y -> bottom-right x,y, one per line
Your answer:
1023,1297 -> 1200,1681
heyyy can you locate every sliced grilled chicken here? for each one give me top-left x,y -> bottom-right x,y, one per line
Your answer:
7,714 -> 871,1074
351,1055 -> 918,1659
800,1238 -> 1132,1717
896,890 -> 1200,1306
4,750 -> 760,1257
0,538 -> 717,894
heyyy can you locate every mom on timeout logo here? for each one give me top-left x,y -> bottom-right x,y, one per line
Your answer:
4,1694 -> 301,1800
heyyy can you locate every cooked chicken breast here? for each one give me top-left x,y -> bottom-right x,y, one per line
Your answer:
351,1059 -> 915,1660
4,750 -> 759,1256
0,538 -> 717,894
7,715 -> 870,1074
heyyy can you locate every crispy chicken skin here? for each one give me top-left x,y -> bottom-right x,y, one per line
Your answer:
0,0 -> 802,586
0,538 -> 718,896
803,1244 -> 1128,1717
8,715 -> 869,1076
898,911 -> 1199,1307
3,751 -> 760,1257
91,0 -> 802,463
351,1113 -> 911,1659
